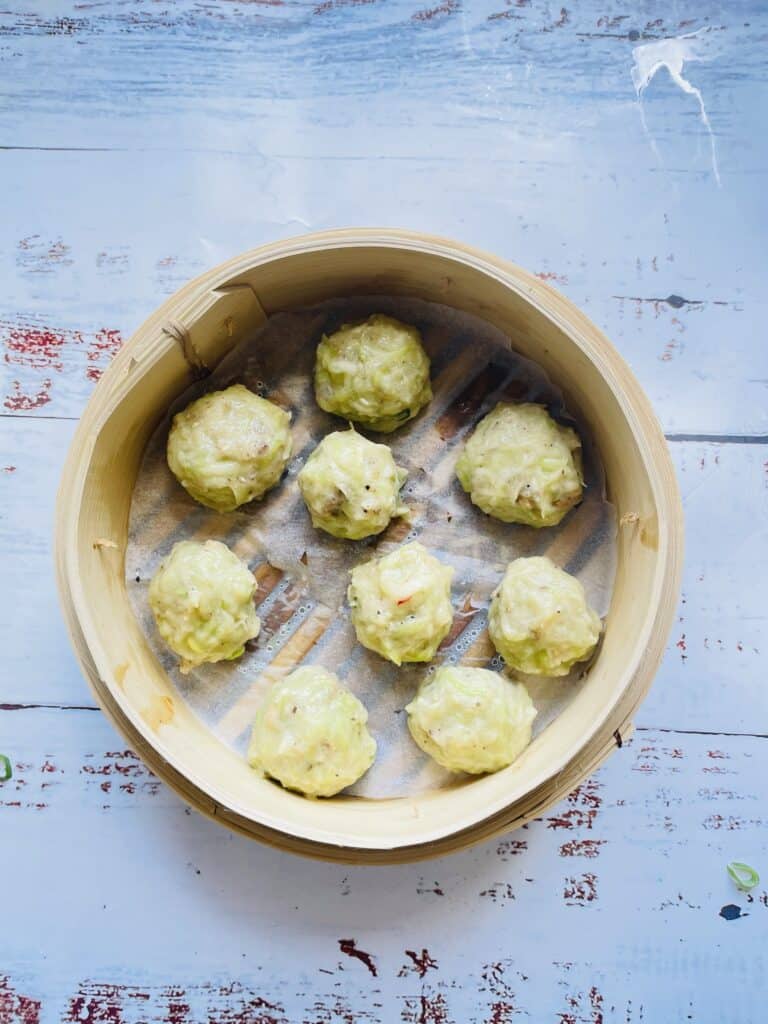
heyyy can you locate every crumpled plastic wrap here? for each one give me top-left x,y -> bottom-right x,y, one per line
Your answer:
126,296 -> 616,798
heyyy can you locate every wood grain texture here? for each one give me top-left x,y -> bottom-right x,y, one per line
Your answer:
0,707 -> 766,1020
0,1 -> 766,430
0,0 -> 765,1014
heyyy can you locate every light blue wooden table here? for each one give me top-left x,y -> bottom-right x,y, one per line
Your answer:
1,2 -> 766,1020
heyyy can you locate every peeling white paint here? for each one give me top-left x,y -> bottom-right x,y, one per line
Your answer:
631,29 -> 721,187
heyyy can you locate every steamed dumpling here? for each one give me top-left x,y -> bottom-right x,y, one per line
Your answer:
247,667 -> 376,797
148,540 -> 260,672
298,427 -> 408,539
406,666 -> 536,774
314,314 -> 432,432
456,402 -> 583,527
167,384 -> 292,512
488,556 -> 601,677
347,541 -> 454,665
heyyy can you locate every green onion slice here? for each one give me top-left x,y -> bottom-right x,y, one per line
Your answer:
0,755 -> 12,781
727,861 -> 760,892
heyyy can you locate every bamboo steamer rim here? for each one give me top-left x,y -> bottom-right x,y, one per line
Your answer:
56,228 -> 683,861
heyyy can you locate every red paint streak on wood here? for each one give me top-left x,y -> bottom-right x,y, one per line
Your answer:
62,982 -> 286,1024
202,982 -> 284,1024
559,839 -> 606,858
65,983 -> 148,1024
157,986 -> 190,1024
96,250 -> 130,271
86,328 -> 124,382
3,323 -> 72,372
416,880 -> 445,896
563,872 -> 598,906
480,961 -> 520,1024
0,975 -> 41,1024
546,779 -> 602,830
5,379 -> 52,411
488,1002 -> 516,1024
338,938 -> 378,977
81,750 -> 150,777
16,235 -> 74,273
412,0 -> 459,22
403,949 -> 439,978
556,985 -> 603,1024
496,838 -> 528,860
703,814 -> 763,830
81,750 -> 161,798
534,271 -> 568,285
0,755 -> 58,808
313,0 -> 378,13
401,992 -> 451,1024
2,319 -> 124,406
480,882 -> 515,903
589,986 -> 604,1024
301,992 -> 366,1024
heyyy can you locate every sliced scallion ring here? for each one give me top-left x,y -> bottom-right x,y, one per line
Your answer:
0,755 -> 12,782
727,861 -> 760,892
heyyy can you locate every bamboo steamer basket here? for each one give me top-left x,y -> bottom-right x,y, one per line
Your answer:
56,229 -> 683,864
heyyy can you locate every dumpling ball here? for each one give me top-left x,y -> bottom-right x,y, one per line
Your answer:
488,556 -> 601,677
148,540 -> 260,673
314,314 -> 432,432
456,402 -> 583,527
247,667 -> 376,798
406,666 -> 537,774
167,384 -> 292,512
297,426 -> 408,540
348,541 -> 454,665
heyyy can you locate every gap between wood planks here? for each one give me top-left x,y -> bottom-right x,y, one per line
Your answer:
1,703 -> 766,741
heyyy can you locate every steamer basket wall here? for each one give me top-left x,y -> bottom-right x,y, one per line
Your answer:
56,230 -> 683,863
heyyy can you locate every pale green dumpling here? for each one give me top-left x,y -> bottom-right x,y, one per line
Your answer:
456,402 -> 583,527
348,541 -> 454,665
488,556 -> 601,677
148,540 -> 260,673
314,314 -> 432,432
167,384 -> 292,512
247,667 -> 376,798
406,666 -> 536,774
298,427 -> 408,540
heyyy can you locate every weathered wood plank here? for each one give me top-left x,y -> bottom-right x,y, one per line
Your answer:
2,1 -> 766,1014
3,416 -> 765,734
0,2 -> 766,429
0,706 -> 765,1021
640,439 -> 768,733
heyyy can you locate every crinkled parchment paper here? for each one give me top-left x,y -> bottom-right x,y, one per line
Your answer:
126,296 -> 616,798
